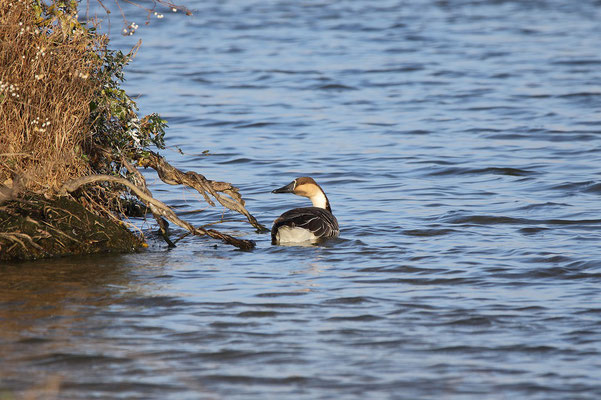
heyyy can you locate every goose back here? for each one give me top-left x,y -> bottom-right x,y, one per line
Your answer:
271,207 -> 339,244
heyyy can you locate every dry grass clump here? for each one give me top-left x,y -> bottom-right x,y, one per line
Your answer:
0,0 -> 106,191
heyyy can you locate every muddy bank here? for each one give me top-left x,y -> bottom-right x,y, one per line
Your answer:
0,195 -> 144,262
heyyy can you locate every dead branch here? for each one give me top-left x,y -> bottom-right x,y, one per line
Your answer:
136,151 -> 268,232
121,156 -> 174,247
60,174 -> 256,250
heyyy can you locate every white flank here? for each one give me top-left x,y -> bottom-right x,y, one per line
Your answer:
276,226 -> 318,243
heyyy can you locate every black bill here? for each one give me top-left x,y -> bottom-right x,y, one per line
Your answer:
272,181 -> 295,194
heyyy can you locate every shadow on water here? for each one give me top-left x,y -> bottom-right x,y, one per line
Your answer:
0,255 -> 152,326
0,255 -> 156,397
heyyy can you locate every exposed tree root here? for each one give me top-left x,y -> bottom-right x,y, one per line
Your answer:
136,152 -> 267,232
121,156 -> 175,247
0,232 -> 43,252
60,173 -> 257,250
0,195 -> 143,261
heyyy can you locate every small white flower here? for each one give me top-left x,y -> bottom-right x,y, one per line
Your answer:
172,7 -> 177,12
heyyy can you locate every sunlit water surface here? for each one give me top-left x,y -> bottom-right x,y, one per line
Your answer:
2,1 -> 601,398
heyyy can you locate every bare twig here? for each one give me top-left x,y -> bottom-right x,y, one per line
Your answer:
0,153 -> 33,158
93,0 -> 111,15
60,174 -> 256,250
84,0 -> 193,35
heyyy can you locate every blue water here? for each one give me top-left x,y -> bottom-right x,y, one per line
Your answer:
2,1 -> 601,398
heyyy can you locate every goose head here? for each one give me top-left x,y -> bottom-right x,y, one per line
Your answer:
272,176 -> 332,212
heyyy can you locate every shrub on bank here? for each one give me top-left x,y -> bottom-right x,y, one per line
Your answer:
0,1 -> 262,258
0,0 -> 166,192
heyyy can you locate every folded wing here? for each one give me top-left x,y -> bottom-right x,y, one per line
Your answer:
271,207 -> 339,244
